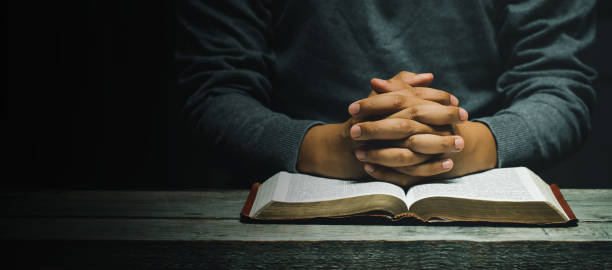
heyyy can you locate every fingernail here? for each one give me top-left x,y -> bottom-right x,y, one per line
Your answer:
459,108 -> 468,121
442,159 -> 453,170
420,73 -> 433,78
355,150 -> 366,161
450,95 -> 459,106
454,137 -> 464,151
350,125 -> 361,138
348,102 -> 360,115
364,164 -> 374,173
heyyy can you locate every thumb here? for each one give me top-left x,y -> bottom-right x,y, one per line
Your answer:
370,73 -> 434,94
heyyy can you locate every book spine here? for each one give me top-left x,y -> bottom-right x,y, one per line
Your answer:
240,182 -> 261,218
550,184 -> 577,220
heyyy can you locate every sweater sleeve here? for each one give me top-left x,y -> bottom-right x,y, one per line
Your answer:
176,0 -> 323,177
474,0 -> 597,169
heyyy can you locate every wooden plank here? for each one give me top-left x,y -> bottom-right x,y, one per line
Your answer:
0,190 -> 247,219
1,218 -> 611,242
5,240 -> 612,269
562,189 -> 612,221
2,189 -> 612,221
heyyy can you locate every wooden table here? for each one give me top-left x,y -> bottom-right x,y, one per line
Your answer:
1,189 -> 611,268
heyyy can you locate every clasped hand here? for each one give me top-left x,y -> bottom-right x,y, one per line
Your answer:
297,71 -> 497,186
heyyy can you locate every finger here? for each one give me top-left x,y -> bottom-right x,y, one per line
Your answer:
371,73 -> 434,93
355,148 -> 430,167
399,134 -> 464,154
373,124 -> 454,145
388,104 -> 468,125
348,93 -> 422,116
370,78 -> 393,93
350,118 -> 436,140
364,163 -> 424,186
395,158 -> 454,177
411,87 -> 458,106
396,72 -> 433,87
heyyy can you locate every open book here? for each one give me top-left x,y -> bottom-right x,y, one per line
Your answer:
240,167 -> 576,225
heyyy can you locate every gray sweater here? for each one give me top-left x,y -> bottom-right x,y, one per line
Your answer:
177,1 -> 597,179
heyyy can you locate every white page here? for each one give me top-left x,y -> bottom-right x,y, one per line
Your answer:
526,169 -> 569,220
249,172 -> 281,217
272,172 -> 406,203
405,167 -> 544,208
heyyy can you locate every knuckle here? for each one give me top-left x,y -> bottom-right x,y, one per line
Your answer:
432,162 -> 447,174
394,152 -> 407,164
399,71 -> 415,82
395,119 -> 410,132
440,139 -> 452,151
443,92 -> 451,102
360,123 -> 372,136
420,163 -> 439,175
409,122 -> 425,135
448,108 -> 459,121
391,95 -> 406,109
433,125 -> 453,136
407,106 -> 421,120
410,88 -> 423,98
398,151 -> 414,165
365,150 -> 378,161
399,166 -> 414,175
360,100 -> 372,110
367,123 -> 379,136
407,136 -> 417,148
412,168 -> 429,177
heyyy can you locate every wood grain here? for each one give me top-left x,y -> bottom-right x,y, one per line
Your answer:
562,189 -> 612,221
1,218 -> 611,241
4,240 -> 612,269
1,189 -> 610,268
0,190 -> 247,218
1,189 -> 611,220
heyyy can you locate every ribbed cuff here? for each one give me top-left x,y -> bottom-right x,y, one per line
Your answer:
281,120 -> 325,173
251,117 -> 324,173
473,113 -> 536,168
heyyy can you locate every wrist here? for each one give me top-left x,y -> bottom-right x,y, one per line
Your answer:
297,124 -> 325,174
453,121 -> 497,174
297,123 -> 346,174
297,122 -> 365,179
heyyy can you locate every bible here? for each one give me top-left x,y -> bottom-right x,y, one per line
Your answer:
240,167 -> 577,225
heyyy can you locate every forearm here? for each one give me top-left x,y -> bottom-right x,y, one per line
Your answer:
188,92 -> 322,175
489,0 -> 596,168
475,90 -> 592,169
179,0 -> 310,177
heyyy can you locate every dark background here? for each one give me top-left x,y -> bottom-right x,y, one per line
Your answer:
3,1 -> 611,189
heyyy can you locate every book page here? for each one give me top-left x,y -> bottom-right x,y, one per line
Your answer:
249,172 -> 281,217
272,172 -> 406,203
526,169 -> 569,220
405,167 -> 544,207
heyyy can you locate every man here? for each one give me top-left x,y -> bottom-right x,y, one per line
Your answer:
176,1 -> 596,185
